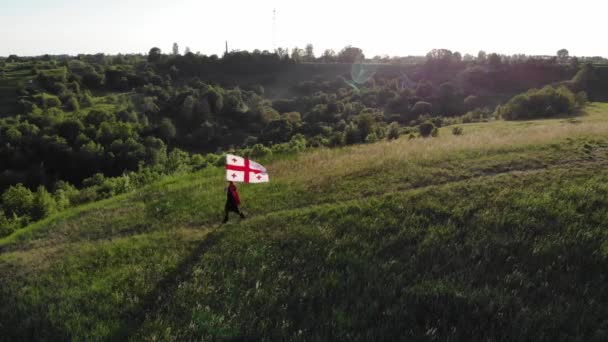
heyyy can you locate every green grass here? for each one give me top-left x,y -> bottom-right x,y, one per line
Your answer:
1,103 -> 608,340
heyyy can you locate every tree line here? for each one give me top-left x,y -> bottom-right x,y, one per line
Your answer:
0,45 -> 604,236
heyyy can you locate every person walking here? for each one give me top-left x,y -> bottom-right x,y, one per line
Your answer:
223,181 -> 245,223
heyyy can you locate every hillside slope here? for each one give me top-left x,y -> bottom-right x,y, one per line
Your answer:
1,104 -> 608,341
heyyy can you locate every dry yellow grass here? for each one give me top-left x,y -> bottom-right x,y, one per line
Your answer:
272,103 -> 608,184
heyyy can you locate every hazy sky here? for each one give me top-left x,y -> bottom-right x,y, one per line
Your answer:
0,0 -> 605,57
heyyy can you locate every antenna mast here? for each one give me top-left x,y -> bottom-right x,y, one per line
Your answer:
272,9 -> 276,51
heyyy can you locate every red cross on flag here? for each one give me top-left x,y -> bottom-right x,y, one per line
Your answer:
225,154 -> 269,183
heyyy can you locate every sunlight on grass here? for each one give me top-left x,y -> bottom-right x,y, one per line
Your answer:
273,103 -> 608,184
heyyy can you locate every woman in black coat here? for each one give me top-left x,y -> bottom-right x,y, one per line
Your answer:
223,181 -> 245,223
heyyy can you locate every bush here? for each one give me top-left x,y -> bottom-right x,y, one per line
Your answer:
214,154 -> 227,167
419,121 -> 436,137
431,127 -> 439,137
386,122 -> 400,140
452,126 -> 464,135
497,86 -> 578,120
576,91 -> 588,107
365,132 -> 378,143
2,184 -> 34,217
250,144 -> 272,158
329,131 -> 345,147
0,210 -> 19,238
53,181 -> 78,210
287,134 -> 307,152
31,186 -> 57,221
165,148 -> 190,173
344,122 -> 362,145
83,173 -> 106,188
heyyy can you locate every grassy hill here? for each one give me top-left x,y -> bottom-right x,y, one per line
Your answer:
2,104 -> 608,340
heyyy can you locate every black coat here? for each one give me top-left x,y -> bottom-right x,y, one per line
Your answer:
225,188 -> 240,212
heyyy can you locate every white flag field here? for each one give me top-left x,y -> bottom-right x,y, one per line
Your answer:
225,154 -> 269,183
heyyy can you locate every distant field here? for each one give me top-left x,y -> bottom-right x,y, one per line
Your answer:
1,103 -> 608,340
0,63 -> 68,116
0,63 -> 34,115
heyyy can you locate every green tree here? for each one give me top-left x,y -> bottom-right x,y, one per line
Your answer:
148,47 -> 162,63
172,43 -> 180,55
557,49 -> 569,63
322,49 -> 336,63
291,47 -> 304,63
488,53 -> 502,67
305,44 -> 315,62
337,46 -> 364,63
85,108 -> 115,127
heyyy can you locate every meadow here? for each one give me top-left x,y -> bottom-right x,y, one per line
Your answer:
1,103 -> 608,340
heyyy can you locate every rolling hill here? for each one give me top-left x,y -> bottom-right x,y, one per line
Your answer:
1,104 -> 608,340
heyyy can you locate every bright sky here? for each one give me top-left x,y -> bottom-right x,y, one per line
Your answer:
0,0 -> 605,57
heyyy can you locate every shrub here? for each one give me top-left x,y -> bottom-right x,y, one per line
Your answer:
431,127 -> 439,137
71,187 -> 99,205
2,184 -> 34,217
165,148 -> 190,173
365,132 -> 378,143
0,210 -> 18,238
214,154 -> 227,167
419,121 -> 436,137
329,131 -> 345,147
31,186 -> 57,221
83,173 -> 106,188
497,86 -> 578,120
386,122 -> 400,140
575,91 -> 588,107
287,134 -> 307,152
344,122 -> 362,145
53,181 -> 78,210
452,126 -> 464,135
250,144 -> 272,158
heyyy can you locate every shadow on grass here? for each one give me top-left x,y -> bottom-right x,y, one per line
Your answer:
113,227 -> 227,340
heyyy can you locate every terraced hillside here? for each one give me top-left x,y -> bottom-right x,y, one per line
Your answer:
1,104 -> 608,340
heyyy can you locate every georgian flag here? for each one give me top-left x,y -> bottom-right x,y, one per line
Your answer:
226,154 -> 269,183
